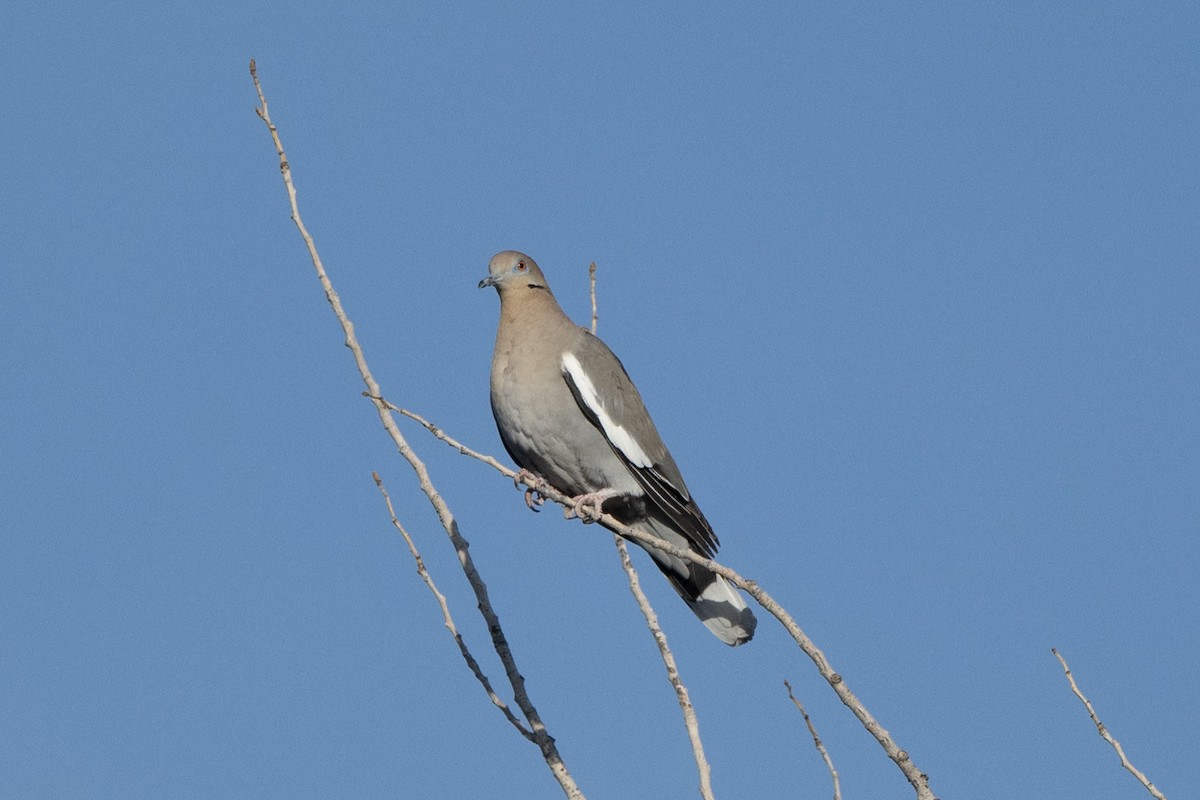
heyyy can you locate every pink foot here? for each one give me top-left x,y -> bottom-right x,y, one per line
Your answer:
566,488 -> 620,522
513,469 -> 548,511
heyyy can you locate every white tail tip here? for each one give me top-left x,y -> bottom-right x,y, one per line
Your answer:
687,575 -> 756,646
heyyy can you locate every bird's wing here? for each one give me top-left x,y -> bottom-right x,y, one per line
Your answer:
560,332 -> 719,557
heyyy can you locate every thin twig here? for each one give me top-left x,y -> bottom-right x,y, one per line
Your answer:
602,513 -> 939,799
250,60 -> 584,800
373,472 -> 534,741
784,680 -> 841,800
1052,648 -> 1167,800
590,263 -> 713,797
251,59 -> 931,798
615,536 -> 714,800
588,261 -> 598,334
402,409 -> 937,800
379,400 -> 515,476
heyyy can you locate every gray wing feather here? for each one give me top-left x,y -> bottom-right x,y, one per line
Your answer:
562,330 -> 720,556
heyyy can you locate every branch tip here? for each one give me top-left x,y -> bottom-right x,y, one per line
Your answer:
1052,648 -> 1167,800
251,67 -> 584,798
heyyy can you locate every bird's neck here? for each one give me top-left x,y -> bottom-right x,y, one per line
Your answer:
498,286 -> 570,329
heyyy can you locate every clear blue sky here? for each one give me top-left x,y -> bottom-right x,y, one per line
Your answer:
2,3 -> 1196,798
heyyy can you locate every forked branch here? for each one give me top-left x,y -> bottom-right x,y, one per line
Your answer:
251,58 -> 934,800
250,59 -> 584,800
392,399 -> 936,800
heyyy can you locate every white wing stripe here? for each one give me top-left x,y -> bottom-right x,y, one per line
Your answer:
562,352 -> 653,468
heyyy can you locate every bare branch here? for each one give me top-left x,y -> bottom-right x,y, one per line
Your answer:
250,59 -> 932,800
378,399 -> 516,477
588,261 -> 598,334
784,680 -> 841,800
604,514 -> 937,798
615,535 -> 714,800
591,261 -> 713,797
402,408 -> 937,800
1052,648 -> 1167,800
250,60 -> 584,800
372,472 -> 534,741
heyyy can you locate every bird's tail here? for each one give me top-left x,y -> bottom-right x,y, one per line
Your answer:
629,518 -> 757,647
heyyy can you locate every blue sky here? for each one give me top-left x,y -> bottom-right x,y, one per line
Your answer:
2,3 -> 1196,798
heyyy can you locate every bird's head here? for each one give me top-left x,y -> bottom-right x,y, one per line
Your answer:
478,251 -> 551,295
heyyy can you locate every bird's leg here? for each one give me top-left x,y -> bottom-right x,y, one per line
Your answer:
565,488 -> 621,523
513,468 -> 548,511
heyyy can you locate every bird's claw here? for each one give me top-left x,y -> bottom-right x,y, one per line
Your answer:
565,488 -> 619,523
524,487 -> 545,511
514,469 -> 547,512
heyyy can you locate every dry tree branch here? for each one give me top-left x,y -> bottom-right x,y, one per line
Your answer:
588,261 -> 598,334
372,472 -> 533,741
249,60 -> 584,800
249,58 -> 932,800
385,403 -> 513,475
784,680 -> 842,800
569,261 -> 927,795
601,514 -> 936,799
397,406 -> 936,800
1051,648 -> 1167,800
615,537 -> 715,800
589,261 -> 714,799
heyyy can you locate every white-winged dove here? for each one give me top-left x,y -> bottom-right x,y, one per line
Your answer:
480,251 -> 756,646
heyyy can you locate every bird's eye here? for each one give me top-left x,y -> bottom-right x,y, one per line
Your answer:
516,260 -> 526,271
